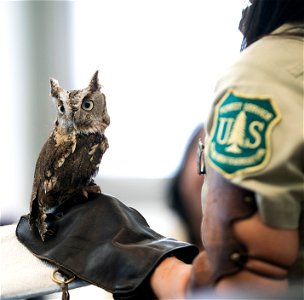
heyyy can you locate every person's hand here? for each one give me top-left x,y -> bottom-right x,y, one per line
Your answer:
150,256 -> 192,299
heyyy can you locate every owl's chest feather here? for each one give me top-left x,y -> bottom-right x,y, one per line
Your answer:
35,131 -> 107,198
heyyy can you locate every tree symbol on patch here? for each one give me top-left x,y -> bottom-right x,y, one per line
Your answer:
207,90 -> 282,178
225,110 -> 246,154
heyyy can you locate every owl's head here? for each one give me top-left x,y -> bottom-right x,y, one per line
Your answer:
50,71 -> 110,135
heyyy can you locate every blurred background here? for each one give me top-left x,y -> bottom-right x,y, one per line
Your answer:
0,0 -> 243,298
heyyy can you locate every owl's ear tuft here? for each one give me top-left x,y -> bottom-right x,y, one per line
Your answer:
50,78 -> 61,98
88,70 -> 101,92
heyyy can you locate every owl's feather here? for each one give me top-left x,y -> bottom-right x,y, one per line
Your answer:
29,71 -> 110,241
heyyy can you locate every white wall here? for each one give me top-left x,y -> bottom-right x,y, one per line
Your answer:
0,1 -> 75,222
0,1 -> 243,223
73,0 -> 243,178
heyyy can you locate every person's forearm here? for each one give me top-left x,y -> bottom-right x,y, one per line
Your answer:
150,256 -> 192,299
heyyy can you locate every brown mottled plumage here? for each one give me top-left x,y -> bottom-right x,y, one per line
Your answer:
29,71 -> 110,241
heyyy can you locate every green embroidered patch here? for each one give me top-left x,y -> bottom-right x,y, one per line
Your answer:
206,90 -> 281,178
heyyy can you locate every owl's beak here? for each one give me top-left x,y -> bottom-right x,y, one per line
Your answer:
71,106 -> 79,120
66,108 -> 78,131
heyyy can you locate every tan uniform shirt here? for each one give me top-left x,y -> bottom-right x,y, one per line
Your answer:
204,23 -> 303,274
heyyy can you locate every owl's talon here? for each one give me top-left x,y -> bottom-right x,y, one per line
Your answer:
29,217 -> 35,230
45,229 -> 56,238
81,185 -> 101,197
37,212 -> 48,241
38,225 -> 48,241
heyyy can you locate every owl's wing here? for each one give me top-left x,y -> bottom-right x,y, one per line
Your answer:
32,133 -> 108,202
29,133 -> 77,226
35,132 -> 77,191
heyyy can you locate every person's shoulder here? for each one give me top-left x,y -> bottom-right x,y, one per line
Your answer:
239,23 -> 302,72
215,25 -> 303,98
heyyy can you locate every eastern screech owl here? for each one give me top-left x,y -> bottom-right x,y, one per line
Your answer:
29,71 -> 110,241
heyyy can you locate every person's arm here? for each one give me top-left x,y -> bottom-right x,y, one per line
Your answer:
214,212 -> 299,296
150,256 -> 192,299
150,212 -> 299,299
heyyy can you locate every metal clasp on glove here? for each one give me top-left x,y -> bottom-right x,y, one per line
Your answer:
51,268 -> 76,300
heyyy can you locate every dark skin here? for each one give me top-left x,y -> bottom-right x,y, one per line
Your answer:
177,131 -> 204,249
150,212 -> 299,299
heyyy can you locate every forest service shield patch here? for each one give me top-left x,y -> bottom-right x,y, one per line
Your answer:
206,90 -> 281,178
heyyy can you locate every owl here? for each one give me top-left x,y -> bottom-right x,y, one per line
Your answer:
29,71 -> 110,241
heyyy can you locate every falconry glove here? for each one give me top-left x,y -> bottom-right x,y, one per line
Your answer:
16,192 -> 198,300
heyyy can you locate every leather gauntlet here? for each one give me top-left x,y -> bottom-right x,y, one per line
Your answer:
16,193 -> 198,300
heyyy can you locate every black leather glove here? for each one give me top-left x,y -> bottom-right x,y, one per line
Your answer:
16,192 -> 198,299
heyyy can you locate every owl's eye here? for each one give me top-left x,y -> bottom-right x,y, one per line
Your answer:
58,105 -> 65,114
82,99 -> 94,111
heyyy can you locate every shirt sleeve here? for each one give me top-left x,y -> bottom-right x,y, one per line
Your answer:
205,34 -> 304,230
